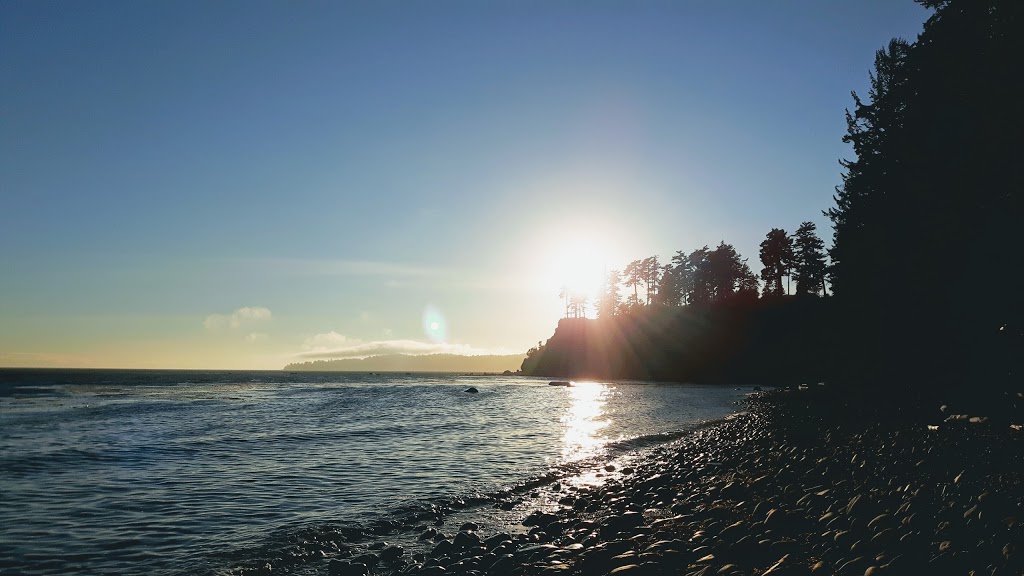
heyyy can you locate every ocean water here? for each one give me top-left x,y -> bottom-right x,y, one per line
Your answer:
0,369 -> 750,575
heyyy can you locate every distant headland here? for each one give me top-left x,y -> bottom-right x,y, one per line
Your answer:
283,353 -> 524,373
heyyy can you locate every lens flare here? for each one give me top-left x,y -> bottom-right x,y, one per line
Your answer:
422,305 -> 447,343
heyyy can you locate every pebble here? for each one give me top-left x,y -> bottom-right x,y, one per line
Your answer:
321,388 -> 1023,576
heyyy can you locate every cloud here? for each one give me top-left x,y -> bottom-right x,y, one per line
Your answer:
204,306 -> 272,331
298,332 -> 513,359
245,332 -> 269,342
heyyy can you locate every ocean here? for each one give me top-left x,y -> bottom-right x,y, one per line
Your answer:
0,369 -> 751,575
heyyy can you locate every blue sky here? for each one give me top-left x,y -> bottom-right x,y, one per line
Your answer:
1,1 -> 928,369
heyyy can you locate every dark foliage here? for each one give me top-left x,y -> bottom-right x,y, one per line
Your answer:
827,0 -> 1022,395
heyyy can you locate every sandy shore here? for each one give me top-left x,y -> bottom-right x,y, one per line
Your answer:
240,387 -> 1023,576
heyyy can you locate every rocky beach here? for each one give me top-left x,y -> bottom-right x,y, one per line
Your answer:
305,387 -> 1022,576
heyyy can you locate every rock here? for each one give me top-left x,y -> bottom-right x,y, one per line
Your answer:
431,540 -> 454,557
523,511 -> 559,527
465,387 -> 479,394
454,531 -> 481,549
601,511 -> 645,534
460,522 -> 479,532
420,529 -> 439,541
329,561 -> 368,576
486,554 -> 515,575
381,545 -> 405,561
608,565 -> 641,576
867,514 -> 893,531
484,533 -> 513,550
350,553 -> 380,567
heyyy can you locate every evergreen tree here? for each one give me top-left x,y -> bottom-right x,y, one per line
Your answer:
597,270 -> 622,318
792,222 -> 828,296
759,228 -> 795,297
827,0 -> 1022,390
687,247 -> 712,304
623,260 -> 644,308
642,256 -> 660,305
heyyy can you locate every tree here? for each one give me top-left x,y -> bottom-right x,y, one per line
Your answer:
558,285 -> 570,318
656,263 -> 682,306
686,247 -> 712,304
706,242 -> 752,302
759,228 -> 795,297
623,260 -> 644,308
570,291 -> 588,319
826,0 -> 1022,391
792,222 -> 828,296
642,256 -> 660,305
597,270 -> 622,318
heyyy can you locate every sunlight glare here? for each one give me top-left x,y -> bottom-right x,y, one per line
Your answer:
560,381 -> 611,461
539,226 -> 609,301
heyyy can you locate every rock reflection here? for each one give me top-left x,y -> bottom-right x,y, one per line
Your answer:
560,382 -> 611,461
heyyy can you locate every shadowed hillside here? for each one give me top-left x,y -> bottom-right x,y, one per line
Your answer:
521,298 -> 836,385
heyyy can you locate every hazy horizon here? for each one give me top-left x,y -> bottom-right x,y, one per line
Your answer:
1,1 -> 927,369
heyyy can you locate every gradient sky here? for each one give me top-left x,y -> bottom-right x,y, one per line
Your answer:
1,1 -> 928,369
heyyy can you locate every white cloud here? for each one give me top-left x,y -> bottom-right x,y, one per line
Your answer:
204,306 -> 272,331
298,332 -> 513,359
245,332 -> 269,342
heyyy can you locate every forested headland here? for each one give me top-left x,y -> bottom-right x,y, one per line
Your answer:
523,0 -> 1021,402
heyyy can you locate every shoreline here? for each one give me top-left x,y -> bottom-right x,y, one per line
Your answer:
291,387 -> 1022,576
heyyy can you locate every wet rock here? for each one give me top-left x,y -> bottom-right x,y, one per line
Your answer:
431,540 -> 454,557
382,545 -> 405,561
484,533 -> 513,550
350,553 -> 380,567
601,511 -> 645,535
420,529 -> 439,541
523,511 -> 559,528
465,387 -> 479,393
486,554 -> 515,575
329,560 -> 368,576
460,522 -> 479,532
454,531 -> 481,550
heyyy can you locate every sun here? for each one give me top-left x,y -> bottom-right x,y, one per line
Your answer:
539,228 -> 609,301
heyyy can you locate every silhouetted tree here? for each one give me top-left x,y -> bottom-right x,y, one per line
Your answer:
623,260 -> 643,309
686,247 -> 712,305
827,0 -> 1022,391
570,291 -> 588,319
706,242 -> 753,302
656,263 -> 682,306
597,270 -> 622,318
558,285 -> 572,318
792,222 -> 828,296
759,228 -> 795,297
642,256 -> 660,305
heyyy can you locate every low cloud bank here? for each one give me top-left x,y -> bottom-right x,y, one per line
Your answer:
299,332 -> 513,359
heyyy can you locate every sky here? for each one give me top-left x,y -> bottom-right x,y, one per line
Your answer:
1,1 -> 929,369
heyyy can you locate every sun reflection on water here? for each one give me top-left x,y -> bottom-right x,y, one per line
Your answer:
560,381 -> 612,461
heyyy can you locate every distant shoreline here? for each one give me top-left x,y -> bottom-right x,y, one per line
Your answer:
284,353 -> 525,374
